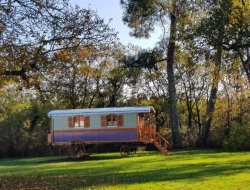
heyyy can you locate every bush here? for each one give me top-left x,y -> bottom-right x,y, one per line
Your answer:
207,127 -> 225,148
223,115 -> 250,151
0,96 -> 52,158
181,127 -> 199,148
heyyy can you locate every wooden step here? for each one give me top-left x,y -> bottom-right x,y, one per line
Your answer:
139,129 -> 170,156
153,142 -> 170,156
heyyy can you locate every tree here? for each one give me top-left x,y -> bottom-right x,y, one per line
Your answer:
195,0 -> 250,146
44,46 -> 104,109
121,0 -> 186,148
44,44 -> 129,109
175,51 -> 209,131
222,0 -> 250,83
0,87 -> 50,157
1,0 -> 68,80
196,0 -> 226,146
0,0 -> 118,96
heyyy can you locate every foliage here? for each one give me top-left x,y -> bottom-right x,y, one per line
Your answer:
1,150 -> 250,189
0,88 -> 51,157
223,115 -> 250,151
0,0 -> 250,153
0,0 -> 118,96
121,49 -> 163,70
121,0 -> 165,38
43,44 -> 126,108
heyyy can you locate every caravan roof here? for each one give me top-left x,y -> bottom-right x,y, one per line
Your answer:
48,106 -> 155,117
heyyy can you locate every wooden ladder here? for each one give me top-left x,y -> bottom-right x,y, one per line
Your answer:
152,132 -> 170,156
139,125 -> 170,156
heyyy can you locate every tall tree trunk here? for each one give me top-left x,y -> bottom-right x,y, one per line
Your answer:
195,101 -> 202,136
183,78 -> 193,129
238,48 -> 250,84
198,24 -> 224,147
242,59 -> 250,83
166,3 -> 182,148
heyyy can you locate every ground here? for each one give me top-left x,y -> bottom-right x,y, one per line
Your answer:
0,150 -> 250,190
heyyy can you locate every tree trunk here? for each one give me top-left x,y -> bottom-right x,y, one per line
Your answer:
183,78 -> 193,129
195,101 -> 202,136
239,48 -> 250,84
166,5 -> 182,148
198,25 -> 224,147
242,60 -> 250,83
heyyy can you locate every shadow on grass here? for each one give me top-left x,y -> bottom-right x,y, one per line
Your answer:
1,150 -> 250,189
170,149 -> 223,155
35,151 -> 155,164
0,149 -> 219,166
35,155 -> 125,164
1,159 -> 250,190
0,151 -> 153,166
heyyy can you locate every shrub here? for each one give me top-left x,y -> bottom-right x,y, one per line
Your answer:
0,97 -> 52,158
207,127 -> 225,148
223,115 -> 250,151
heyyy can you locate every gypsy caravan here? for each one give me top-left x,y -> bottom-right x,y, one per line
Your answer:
48,106 -> 169,157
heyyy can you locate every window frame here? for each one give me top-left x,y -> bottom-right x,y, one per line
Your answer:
106,114 -> 117,127
68,115 -> 90,128
101,114 -> 124,128
73,115 -> 84,128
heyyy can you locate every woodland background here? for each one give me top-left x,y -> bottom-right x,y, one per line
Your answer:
0,0 -> 249,157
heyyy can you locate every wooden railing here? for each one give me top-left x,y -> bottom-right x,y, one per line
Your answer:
139,124 -> 170,155
138,124 -> 156,142
154,132 -> 169,150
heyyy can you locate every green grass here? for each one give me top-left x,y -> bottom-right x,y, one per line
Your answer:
1,150 -> 250,189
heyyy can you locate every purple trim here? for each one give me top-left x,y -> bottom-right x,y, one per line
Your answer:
54,130 -> 138,143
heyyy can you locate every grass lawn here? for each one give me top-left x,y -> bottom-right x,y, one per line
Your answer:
0,149 -> 250,190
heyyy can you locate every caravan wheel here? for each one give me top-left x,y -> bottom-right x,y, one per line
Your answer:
71,139 -> 86,158
120,145 -> 130,157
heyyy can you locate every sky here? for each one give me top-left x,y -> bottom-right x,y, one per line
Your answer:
69,0 -> 162,49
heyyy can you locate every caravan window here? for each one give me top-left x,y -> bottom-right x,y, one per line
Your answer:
101,114 -> 123,127
74,116 -> 84,127
107,114 -> 117,127
68,115 -> 90,128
